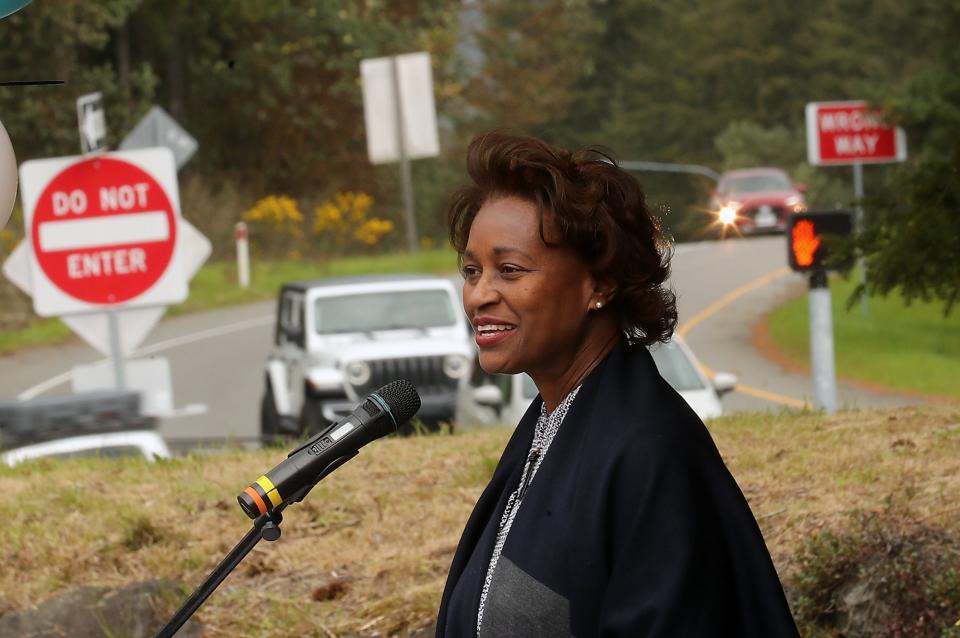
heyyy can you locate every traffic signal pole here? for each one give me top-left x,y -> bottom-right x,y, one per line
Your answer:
787,210 -> 852,415
808,270 -> 837,414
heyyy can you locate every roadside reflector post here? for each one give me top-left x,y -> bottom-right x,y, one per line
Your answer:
808,270 -> 837,414
235,221 -> 250,289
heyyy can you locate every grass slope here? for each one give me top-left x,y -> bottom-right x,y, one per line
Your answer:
0,249 -> 459,356
766,276 -> 960,400
1,406 -> 958,636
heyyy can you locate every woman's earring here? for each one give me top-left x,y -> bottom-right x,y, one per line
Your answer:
595,301 -> 603,309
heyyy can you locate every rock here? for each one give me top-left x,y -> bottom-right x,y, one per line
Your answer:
836,567 -> 893,637
0,579 -> 203,638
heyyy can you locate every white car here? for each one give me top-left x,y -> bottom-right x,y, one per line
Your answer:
0,390 -> 171,467
261,274 -> 475,439
461,335 -> 737,425
1,430 -> 171,466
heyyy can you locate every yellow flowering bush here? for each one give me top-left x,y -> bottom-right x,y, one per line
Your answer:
242,195 -> 305,256
353,219 -> 395,246
313,191 -> 393,251
240,191 -> 394,257
243,195 -> 304,232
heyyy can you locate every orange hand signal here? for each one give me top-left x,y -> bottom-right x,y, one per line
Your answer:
791,220 -> 821,267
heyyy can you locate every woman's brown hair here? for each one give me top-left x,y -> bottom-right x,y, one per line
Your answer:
446,131 -> 677,346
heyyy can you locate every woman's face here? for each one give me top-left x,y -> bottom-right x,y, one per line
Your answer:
461,196 -> 598,378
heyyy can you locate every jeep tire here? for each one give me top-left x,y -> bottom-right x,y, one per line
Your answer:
260,377 -> 283,446
300,397 -> 329,437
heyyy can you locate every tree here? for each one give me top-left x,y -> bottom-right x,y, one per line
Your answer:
458,0 -> 598,138
0,0 -> 155,162
853,1 -> 960,313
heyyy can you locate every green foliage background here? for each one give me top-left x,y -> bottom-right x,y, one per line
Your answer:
0,0 -> 955,308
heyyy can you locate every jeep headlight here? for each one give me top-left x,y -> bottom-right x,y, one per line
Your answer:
345,360 -> 371,386
443,354 -> 469,379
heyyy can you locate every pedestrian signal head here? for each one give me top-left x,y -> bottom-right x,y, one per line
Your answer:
786,210 -> 853,272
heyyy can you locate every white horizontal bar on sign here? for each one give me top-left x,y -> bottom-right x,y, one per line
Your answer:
38,212 -> 170,252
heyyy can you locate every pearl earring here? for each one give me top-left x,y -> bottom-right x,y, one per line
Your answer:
595,301 -> 602,309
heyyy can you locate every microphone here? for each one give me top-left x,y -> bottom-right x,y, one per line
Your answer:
237,379 -> 420,519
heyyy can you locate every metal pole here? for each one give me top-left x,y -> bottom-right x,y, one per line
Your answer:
390,56 -> 418,253
107,309 -> 125,390
808,271 -> 837,414
853,162 -> 868,316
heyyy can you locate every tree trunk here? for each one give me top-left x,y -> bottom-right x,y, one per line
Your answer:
115,20 -> 131,91
166,2 -> 185,119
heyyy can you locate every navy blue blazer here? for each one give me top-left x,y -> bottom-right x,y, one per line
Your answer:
437,339 -> 799,637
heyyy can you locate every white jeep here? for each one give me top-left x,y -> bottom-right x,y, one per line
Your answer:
260,274 -> 473,440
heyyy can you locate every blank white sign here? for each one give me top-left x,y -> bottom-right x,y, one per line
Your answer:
361,52 -> 440,164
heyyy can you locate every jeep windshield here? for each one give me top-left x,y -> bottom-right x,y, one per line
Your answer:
314,289 -> 457,334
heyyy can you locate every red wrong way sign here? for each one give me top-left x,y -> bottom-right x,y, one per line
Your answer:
806,101 -> 907,166
20,148 -> 186,316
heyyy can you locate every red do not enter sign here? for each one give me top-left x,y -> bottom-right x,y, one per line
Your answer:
30,156 -> 177,305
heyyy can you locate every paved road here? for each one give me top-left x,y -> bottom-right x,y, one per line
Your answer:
0,302 -> 275,448
670,236 -> 913,414
0,237 -> 919,446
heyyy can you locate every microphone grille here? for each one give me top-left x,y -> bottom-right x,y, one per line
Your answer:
377,379 -> 421,424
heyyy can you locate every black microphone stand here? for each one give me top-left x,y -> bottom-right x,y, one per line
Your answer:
153,462 -> 343,638
154,503 -> 286,638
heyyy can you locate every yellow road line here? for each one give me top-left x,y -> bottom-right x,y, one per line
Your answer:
677,266 -> 791,338
678,266 -> 810,409
700,362 -> 808,409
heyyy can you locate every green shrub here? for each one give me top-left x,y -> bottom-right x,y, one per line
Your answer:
790,499 -> 960,637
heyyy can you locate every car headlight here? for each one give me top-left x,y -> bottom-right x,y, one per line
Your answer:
718,204 -> 738,225
443,354 -> 470,379
344,360 -> 371,386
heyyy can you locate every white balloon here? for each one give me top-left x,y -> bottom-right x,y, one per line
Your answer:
0,117 -> 16,232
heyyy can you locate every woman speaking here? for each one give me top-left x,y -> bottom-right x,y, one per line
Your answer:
436,132 -> 799,637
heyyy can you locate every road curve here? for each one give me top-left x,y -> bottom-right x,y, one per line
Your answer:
670,236 -> 917,414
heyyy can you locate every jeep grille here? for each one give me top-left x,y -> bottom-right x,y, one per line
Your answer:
351,356 -> 458,397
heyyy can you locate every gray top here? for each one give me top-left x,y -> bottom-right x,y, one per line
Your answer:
476,386 -> 581,636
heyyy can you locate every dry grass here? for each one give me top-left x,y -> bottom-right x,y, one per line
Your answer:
1,405 -> 958,636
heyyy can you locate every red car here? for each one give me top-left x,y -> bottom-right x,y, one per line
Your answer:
710,168 -> 807,234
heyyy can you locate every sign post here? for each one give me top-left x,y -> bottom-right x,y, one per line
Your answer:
805,100 -> 908,316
